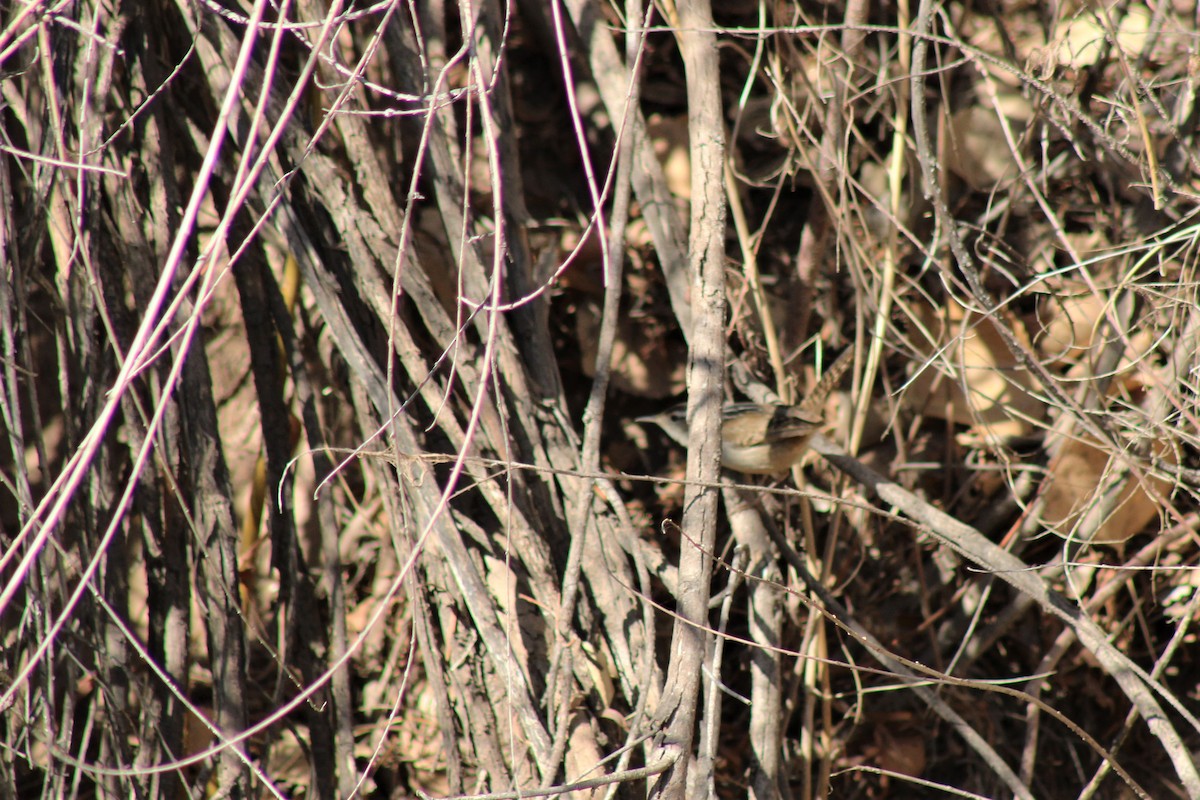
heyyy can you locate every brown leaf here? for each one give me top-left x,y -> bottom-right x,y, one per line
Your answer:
905,297 -> 1044,442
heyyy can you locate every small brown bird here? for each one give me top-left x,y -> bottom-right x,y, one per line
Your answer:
638,349 -> 854,474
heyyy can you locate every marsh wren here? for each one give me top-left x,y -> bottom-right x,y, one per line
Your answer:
638,349 -> 854,475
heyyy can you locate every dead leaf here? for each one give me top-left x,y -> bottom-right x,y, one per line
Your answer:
1035,286 -> 1155,368
944,94 -> 1033,191
1054,3 -> 1152,69
575,299 -> 687,399
905,298 -> 1044,443
646,114 -> 691,201
875,727 -> 927,779
1040,433 -> 1174,546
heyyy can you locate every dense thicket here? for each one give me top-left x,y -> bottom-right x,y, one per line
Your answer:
2,1 -> 1198,798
